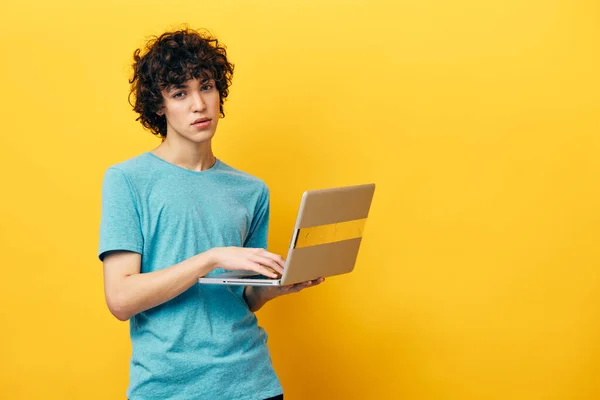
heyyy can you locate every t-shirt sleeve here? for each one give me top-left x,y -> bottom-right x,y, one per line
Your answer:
98,167 -> 144,261
243,185 -> 270,250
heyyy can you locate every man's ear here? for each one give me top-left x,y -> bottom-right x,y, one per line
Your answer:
157,108 -> 164,116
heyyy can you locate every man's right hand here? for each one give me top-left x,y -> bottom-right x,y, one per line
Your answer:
207,247 -> 285,278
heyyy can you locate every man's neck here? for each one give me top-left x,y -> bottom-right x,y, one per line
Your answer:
151,139 -> 216,172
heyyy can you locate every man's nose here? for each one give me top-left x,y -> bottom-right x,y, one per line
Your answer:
191,92 -> 207,111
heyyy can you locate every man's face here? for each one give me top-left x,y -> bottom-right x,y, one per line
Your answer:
159,77 -> 220,143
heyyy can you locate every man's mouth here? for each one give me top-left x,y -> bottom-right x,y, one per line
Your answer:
192,118 -> 211,125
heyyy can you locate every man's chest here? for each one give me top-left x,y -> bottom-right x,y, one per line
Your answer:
143,184 -> 253,245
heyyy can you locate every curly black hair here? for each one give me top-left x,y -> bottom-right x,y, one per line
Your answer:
128,27 -> 234,139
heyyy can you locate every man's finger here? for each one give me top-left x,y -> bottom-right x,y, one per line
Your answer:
254,255 -> 284,274
253,263 -> 278,278
260,250 -> 286,269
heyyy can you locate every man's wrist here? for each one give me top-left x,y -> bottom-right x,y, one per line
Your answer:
195,249 -> 219,278
205,247 -> 220,267
244,286 -> 267,312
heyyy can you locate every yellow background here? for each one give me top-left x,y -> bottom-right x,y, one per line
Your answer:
1,0 -> 599,399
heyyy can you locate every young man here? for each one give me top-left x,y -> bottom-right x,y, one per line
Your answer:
98,28 -> 323,400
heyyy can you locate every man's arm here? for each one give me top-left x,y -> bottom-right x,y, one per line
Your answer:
103,247 -> 284,321
103,250 -> 216,321
243,286 -> 268,313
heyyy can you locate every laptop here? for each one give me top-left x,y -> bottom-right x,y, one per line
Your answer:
198,183 -> 376,286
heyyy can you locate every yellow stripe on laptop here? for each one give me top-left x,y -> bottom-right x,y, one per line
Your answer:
294,218 -> 367,248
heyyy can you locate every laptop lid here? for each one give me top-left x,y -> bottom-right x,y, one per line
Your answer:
279,183 -> 375,285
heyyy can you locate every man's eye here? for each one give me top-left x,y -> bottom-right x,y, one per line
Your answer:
173,92 -> 185,98
201,84 -> 213,91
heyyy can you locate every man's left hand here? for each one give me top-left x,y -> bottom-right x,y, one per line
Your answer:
244,277 -> 325,312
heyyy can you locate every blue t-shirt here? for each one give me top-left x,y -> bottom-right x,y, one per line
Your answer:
98,151 -> 283,400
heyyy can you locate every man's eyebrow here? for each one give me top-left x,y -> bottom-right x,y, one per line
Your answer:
165,79 -> 214,91
166,83 -> 187,92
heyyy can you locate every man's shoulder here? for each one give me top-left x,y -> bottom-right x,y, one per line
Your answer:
104,152 -> 151,175
217,159 -> 268,190
100,153 -> 158,197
